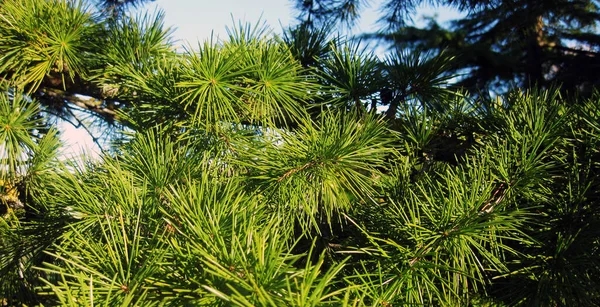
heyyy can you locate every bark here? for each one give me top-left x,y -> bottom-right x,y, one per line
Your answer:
37,87 -> 118,121
525,15 -> 547,86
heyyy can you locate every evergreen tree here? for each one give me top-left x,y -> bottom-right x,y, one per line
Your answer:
295,0 -> 600,95
1,0 -> 599,306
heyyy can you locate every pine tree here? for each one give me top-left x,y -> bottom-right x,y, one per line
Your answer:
1,0 -> 599,306
295,0 -> 600,95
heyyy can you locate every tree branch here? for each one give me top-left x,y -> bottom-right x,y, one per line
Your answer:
39,87 -> 118,121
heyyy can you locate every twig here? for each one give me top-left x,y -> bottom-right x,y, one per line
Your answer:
277,160 -> 317,182
40,87 -> 117,120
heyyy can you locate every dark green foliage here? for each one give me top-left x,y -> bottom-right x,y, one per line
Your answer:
296,0 -> 600,95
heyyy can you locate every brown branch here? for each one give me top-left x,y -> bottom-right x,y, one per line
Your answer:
409,245 -> 432,267
277,161 -> 317,182
39,87 -> 118,120
479,182 -> 508,215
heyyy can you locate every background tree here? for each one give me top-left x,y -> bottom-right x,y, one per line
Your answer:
295,0 -> 600,95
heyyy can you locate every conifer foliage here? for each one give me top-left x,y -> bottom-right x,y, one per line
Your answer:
296,0 -> 600,94
1,0 -> 599,306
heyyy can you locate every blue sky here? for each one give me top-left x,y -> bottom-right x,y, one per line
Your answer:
146,0 -> 297,44
61,0 -> 462,158
145,0 -> 462,44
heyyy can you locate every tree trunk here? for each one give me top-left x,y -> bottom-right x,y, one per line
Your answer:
525,15 -> 546,86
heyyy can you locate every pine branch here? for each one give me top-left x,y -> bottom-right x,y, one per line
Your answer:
38,87 -> 118,121
278,161 -> 318,182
